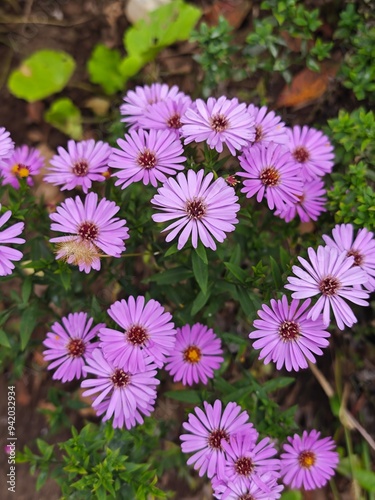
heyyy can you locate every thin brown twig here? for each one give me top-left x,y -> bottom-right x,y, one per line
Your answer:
0,15 -> 93,26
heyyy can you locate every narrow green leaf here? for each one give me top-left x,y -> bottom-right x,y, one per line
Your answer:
191,288 -> 211,316
224,262 -> 248,284
165,390 -> 202,404
194,242 -> 208,265
270,256 -> 283,288
164,243 -> 179,257
21,277 -> 33,304
236,286 -> 261,317
263,377 -> 295,392
0,329 -> 11,348
192,251 -> 208,294
20,304 -> 38,350
148,267 -> 193,285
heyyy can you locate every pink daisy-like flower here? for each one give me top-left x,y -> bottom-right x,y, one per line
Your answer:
81,348 -> 160,430
287,126 -> 334,180
0,205 -> 25,276
212,473 -> 283,500
285,245 -> 369,330
180,400 -> 255,478
109,129 -> 186,190
249,296 -> 330,372
220,433 -> 280,488
43,312 -> 104,383
151,169 -> 240,250
50,192 -> 130,273
0,145 -> 44,189
164,323 -> 224,386
248,104 -> 288,147
44,140 -> 111,193
99,296 -> 176,372
275,179 -> 327,223
237,142 -> 303,211
280,430 -> 339,490
181,96 -> 255,155
0,127 -> 14,160
138,95 -> 193,136
323,224 -> 375,292
120,83 -> 186,129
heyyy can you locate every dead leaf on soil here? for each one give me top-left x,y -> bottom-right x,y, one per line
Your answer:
16,379 -> 32,406
204,0 -> 252,28
276,61 -> 340,109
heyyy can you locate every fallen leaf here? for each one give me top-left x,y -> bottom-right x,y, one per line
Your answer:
276,61 -> 340,109
125,0 -> 172,24
204,0 -> 252,28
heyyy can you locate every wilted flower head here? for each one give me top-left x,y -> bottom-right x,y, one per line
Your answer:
280,430 -> 339,490
285,245 -> 369,330
249,296 -> 330,372
0,205 -> 25,276
43,312 -> 104,383
323,223 -> 375,292
287,125 -> 334,180
50,192 -> 129,273
181,96 -> 255,155
248,104 -> 288,147
0,127 -> 14,160
275,179 -> 327,223
44,139 -> 111,193
120,83 -> 186,129
164,323 -> 224,385
151,169 -> 240,250
0,145 -> 44,189
237,142 -> 303,211
109,128 -> 186,190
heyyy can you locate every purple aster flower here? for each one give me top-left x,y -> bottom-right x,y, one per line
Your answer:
323,224 -> 375,292
180,400 -> 255,478
237,142 -> 303,211
138,95 -> 193,136
212,473 -> 283,499
164,323 -> 224,386
109,129 -> 186,190
0,206 -> 25,276
0,145 -> 44,189
181,96 -> 255,155
120,83 -> 186,129
220,432 -> 280,489
81,348 -> 160,430
99,296 -> 176,372
44,140 -> 111,193
43,312 -> 104,383
287,126 -> 334,180
151,169 -> 240,250
280,430 -> 339,490
285,245 -> 369,330
50,192 -> 130,273
0,127 -> 14,160
248,104 -> 288,147
249,296 -> 330,372
275,179 -> 326,223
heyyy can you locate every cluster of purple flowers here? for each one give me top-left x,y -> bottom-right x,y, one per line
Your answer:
180,399 -> 338,497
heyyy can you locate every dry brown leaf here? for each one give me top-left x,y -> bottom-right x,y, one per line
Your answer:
204,0 -> 252,28
276,62 -> 340,109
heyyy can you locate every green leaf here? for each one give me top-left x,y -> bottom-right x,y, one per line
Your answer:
263,377 -> 295,392
191,288 -> 211,316
21,277 -> 33,304
192,250 -> 208,294
224,262 -> 248,283
119,55 -> 145,79
87,44 -> 126,95
280,491 -> 303,500
194,242 -> 208,265
270,256 -> 283,288
148,267 -> 193,285
44,98 -> 83,140
164,243 -> 179,257
20,304 -> 38,350
353,469 -> 375,492
164,390 -> 202,404
0,329 -> 11,348
8,50 -> 75,102
236,286 -> 261,317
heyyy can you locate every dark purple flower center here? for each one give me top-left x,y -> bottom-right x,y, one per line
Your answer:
78,221 -> 99,241
183,345 -> 202,364
208,428 -> 229,450
111,368 -> 131,388
67,338 -> 85,357
293,146 -> 310,164
167,113 -> 182,129
279,320 -> 300,342
239,495 -> 255,500
347,249 -> 364,267
126,324 -> 149,346
211,114 -> 229,132
73,160 -> 89,177
137,149 -> 157,169
186,198 -> 207,220
319,276 -> 341,296
226,175 -> 238,187
260,167 -> 280,186
298,450 -> 316,469
254,125 -> 263,143
234,456 -> 254,476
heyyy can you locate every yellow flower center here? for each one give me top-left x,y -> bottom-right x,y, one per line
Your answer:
11,164 -> 30,178
183,345 -> 202,364
298,450 -> 316,469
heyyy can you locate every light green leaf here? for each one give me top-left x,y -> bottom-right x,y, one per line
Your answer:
194,242 -> 208,264
119,55 -> 145,78
45,98 -> 83,139
8,49 -> 75,102
192,251 -> 208,294
165,390 -> 202,404
280,491 -> 302,500
87,44 -> 126,95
